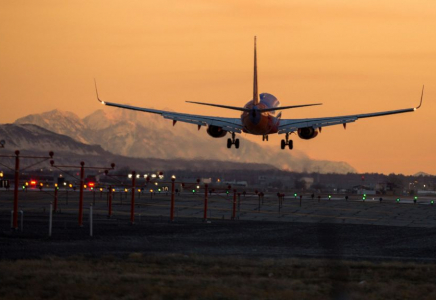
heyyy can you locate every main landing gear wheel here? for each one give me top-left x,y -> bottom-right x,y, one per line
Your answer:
227,132 -> 240,149
280,133 -> 293,150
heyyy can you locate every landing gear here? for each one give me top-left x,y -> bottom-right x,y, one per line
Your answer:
227,132 -> 240,149
281,133 -> 293,150
262,135 -> 269,141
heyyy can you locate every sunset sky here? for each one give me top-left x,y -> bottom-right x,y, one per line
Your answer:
1,0 -> 435,175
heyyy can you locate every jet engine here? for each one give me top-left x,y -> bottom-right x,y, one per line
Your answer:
297,127 -> 318,140
207,125 -> 227,138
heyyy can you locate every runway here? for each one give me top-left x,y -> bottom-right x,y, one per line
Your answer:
1,190 -> 435,228
1,190 -> 436,262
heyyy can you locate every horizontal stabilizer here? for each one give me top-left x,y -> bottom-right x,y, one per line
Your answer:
186,101 -> 251,112
258,103 -> 322,112
187,101 -> 322,113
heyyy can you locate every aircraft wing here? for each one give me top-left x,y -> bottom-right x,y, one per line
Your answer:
278,107 -> 417,134
278,86 -> 424,134
100,100 -> 244,133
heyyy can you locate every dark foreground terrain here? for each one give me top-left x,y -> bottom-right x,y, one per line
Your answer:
2,212 -> 436,261
1,254 -> 436,300
1,213 -> 436,299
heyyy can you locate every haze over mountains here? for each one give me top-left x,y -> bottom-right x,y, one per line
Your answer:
5,109 -> 355,173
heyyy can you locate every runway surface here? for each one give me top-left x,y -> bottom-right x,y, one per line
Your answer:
1,190 -> 436,261
1,190 -> 436,227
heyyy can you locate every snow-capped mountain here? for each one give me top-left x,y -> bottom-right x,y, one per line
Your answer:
0,123 -> 110,167
0,123 -> 105,155
11,109 -> 356,173
15,110 -> 88,144
0,123 -> 279,171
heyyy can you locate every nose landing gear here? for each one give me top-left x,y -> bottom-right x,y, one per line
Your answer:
227,132 -> 240,149
262,135 -> 268,141
280,133 -> 293,150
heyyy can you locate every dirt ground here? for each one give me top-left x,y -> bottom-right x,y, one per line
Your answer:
1,254 -> 436,300
2,211 -> 436,299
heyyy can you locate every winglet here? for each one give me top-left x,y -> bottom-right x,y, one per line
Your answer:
415,85 -> 424,110
94,79 -> 105,104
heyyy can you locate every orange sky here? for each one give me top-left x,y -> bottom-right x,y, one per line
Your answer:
1,0 -> 435,175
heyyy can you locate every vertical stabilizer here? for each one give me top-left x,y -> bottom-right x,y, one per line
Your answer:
253,36 -> 259,105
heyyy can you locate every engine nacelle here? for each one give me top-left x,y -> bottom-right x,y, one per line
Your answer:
206,125 -> 227,138
298,127 -> 318,140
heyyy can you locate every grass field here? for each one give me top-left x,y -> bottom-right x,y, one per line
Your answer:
1,254 -> 435,300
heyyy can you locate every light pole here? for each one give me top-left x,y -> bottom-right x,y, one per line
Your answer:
51,161 -> 115,227
0,150 -> 54,229
170,175 -> 176,222
130,171 -> 136,224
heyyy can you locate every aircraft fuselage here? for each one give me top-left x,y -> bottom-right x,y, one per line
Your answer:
241,93 -> 280,135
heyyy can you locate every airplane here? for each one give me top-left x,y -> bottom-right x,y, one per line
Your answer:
95,37 -> 424,150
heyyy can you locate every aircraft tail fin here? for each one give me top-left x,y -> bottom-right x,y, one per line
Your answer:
253,36 -> 259,105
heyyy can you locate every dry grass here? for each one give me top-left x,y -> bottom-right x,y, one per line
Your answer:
0,254 -> 435,300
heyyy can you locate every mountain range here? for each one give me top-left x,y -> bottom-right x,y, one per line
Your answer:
2,108 -> 356,173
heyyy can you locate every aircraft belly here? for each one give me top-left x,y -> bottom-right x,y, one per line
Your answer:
242,114 -> 278,135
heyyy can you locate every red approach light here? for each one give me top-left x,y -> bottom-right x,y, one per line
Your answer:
88,182 -> 95,187
30,180 -> 37,186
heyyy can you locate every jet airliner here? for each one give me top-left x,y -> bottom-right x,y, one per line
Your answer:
96,37 -> 423,150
